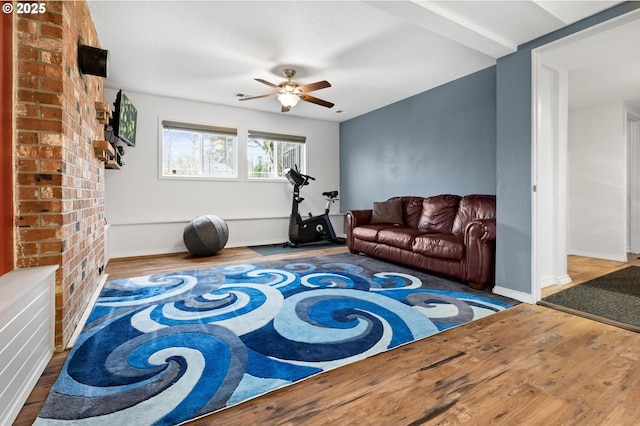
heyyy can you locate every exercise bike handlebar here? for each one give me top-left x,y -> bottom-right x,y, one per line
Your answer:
285,167 -> 314,187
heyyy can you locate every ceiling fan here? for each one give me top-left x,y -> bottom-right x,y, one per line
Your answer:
239,69 -> 334,112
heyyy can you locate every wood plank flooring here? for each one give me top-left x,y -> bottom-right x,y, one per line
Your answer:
542,253 -> 640,298
14,247 -> 640,425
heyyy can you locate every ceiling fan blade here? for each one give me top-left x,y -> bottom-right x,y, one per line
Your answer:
238,93 -> 277,101
255,78 -> 280,89
297,80 -> 331,93
300,94 -> 334,108
281,105 -> 291,113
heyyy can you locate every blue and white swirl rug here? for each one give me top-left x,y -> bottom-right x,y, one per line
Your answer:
35,253 -> 516,425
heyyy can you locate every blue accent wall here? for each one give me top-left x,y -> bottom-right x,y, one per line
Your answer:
495,2 -> 640,294
339,2 -> 639,298
340,66 -> 497,211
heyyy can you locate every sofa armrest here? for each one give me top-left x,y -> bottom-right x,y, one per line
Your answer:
464,218 -> 496,286
346,209 -> 373,228
465,219 -> 496,243
345,210 -> 372,251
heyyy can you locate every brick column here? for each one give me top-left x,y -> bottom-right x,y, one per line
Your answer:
15,0 -> 106,349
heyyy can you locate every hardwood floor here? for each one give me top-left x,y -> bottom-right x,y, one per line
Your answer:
542,253 -> 640,298
14,247 -> 640,425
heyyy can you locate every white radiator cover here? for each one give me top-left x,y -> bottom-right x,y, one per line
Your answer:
0,265 -> 57,425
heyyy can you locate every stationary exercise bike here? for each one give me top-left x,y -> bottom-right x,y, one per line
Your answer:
283,166 -> 345,247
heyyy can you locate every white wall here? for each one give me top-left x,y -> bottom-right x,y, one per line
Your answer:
104,89 -> 341,259
567,102 -> 627,261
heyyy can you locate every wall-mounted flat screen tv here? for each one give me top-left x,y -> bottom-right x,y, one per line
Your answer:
114,90 -> 137,147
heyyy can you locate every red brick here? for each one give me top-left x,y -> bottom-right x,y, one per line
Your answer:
42,77 -> 63,92
17,172 -> 63,186
17,131 -> 40,145
18,186 -> 40,201
17,75 -> 41,89
41,241 -> 63,254
18,242 -> 40,257
40,185 -> 63,199
41,105 -> 63,119
18,89 -> 62,106
17,18 -> 38,34
17,158 -> 39,172
41,213 -> 63,227
41,132 -> 63,146
20,200 -> 63,214
41,159 -> 63,172
17,117 -> 63,133
41,24 -> 63,40
18,60 -> 63,79
17,31 -> 63,52
16,103 -> 39,117
19,227 -> 62,242
21,253 -> 63,268
17,145 -> 63,160
18,46 -> 39,61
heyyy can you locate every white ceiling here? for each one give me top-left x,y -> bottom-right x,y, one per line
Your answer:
87,0 -> 632,122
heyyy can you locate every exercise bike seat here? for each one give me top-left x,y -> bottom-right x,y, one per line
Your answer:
323,191 -> 339,198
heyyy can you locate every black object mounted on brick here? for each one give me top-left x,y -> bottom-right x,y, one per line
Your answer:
78,43 -> 109,78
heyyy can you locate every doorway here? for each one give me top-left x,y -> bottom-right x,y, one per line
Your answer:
531,10 -> 640,301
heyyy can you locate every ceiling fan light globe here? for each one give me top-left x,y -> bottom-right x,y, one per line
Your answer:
278,93 -> 300,108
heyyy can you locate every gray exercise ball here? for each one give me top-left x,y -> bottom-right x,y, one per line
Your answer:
183,215 -> 229,257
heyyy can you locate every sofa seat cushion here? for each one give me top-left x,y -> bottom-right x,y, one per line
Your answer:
377,227 -> 425,251
352,224 -> 395,242
412,234 -> 464,260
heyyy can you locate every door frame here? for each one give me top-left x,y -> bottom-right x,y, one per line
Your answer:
628,113 -> 640,253
531,52 -> 570,302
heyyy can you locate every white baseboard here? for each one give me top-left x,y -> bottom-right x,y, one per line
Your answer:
540,274 -> 572,288
492,285 -> 536,304
567,249 -> 628,263
557,274 -> 572,285
105,216 -> 346,260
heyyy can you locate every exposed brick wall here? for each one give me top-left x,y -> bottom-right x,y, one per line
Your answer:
15,0 -> 106,350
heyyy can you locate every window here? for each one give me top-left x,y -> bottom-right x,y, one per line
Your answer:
161,121 -> 237,179
247,130 -> 306,179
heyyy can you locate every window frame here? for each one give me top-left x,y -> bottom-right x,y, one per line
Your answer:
246,130 -> 306,181
159,119 -> 239,181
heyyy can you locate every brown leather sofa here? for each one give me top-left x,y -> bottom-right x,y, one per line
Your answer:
345,194 -> 496,290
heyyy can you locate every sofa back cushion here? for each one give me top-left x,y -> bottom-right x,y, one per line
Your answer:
452,195 -> 496,234
417,195 -> 461,233
371,198 -> 404,225
389,196 -> 424,228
